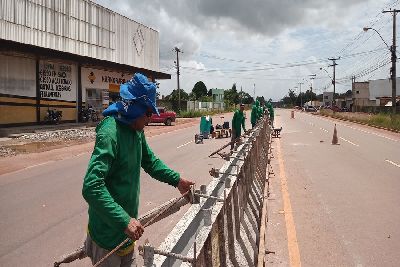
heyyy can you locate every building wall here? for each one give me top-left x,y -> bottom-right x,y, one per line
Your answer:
369,78 -> 400,104
0,0 -> 159,71
0,0 -> 167,127
322,92 -> 333,106
352,82 -> 370,100
0,54 -> 37,124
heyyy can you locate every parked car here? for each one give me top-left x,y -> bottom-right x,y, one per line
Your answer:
305,106 -> 318,112
341,106 -> 349,112
149,107 -> 176,126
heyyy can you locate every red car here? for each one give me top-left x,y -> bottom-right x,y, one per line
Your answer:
149,107 -> 176,126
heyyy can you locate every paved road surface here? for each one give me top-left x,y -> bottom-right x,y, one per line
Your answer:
265,109 -> 400,267
0,113 -> 250,266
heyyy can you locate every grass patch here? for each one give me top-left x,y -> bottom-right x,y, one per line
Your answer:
179,110 -> 225,118
320,110 -> 400,131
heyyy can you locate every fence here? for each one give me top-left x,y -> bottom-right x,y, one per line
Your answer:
142,117 -> 272,266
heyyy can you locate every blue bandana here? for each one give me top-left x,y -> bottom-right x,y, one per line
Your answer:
103,73 -> 159,125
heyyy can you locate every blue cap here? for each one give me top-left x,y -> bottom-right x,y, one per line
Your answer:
120,73 -> 159,116
102,73 -> 160,125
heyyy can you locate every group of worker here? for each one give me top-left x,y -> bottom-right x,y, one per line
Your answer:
251,100 -> 274,128
230,100 -> 274,150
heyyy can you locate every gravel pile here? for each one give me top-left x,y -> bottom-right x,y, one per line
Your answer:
0,147 -> 16,157
0,128 -> 97,158
16,128 -> 96,142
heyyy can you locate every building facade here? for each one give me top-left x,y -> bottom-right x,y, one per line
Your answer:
322,92 -> 333,107
0,0 -> 170,127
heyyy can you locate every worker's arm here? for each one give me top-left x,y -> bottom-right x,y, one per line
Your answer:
82,133 -> 131,232
141,133 -> 180,187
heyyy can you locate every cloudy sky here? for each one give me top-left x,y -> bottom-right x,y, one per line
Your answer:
95,0 -> 398,101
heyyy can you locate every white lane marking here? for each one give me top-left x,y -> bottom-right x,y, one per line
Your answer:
311,114 -> 398,142
177,140 -> 193,149
339,137 -> 359,147
24,160 -> 54,170
385,159 -> 400,168
320,127 -> 329,133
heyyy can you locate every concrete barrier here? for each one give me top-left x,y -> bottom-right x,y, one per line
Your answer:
143,118 -> 272,266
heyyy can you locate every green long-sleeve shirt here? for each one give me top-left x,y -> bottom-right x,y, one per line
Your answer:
82,117 -> 180,250
232,109 -> 246,136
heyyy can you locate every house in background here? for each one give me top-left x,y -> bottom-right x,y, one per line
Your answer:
212,88 -> 225,110
369,78 -> 400,106
322,92 -> 333,107
352,78 -> 400,111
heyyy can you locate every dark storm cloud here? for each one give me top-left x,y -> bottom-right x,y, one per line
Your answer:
96,0 -> 368,60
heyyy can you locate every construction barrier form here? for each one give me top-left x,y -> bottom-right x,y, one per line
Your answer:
143,117 -> 272,266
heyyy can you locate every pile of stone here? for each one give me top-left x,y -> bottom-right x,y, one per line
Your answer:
16,128 -> 96,142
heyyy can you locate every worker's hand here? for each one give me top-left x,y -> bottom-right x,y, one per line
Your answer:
177,177 -> 195,196
124,218 -> 144,241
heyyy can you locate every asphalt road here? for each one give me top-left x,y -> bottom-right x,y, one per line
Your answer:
0,113 -> 250,267
266,109 -> 400,267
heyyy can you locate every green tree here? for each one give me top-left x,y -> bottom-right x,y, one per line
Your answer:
239,91 -> 254,104
192,81 -> 207,100
165,89 -> 189,101
224,83 -> 239,107
281,89 -> 298,106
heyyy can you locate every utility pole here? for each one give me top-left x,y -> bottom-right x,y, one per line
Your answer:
174,47 -> 182,112
383,9 -> 399,114
328,57 -> 340,107
253,83 -> 256,102
298,82 -> 304,107
240,86 -> 243,105
309,74 -> 316,106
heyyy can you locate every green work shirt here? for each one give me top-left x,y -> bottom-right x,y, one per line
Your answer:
82,117 -> 180,250
232,110 -> 246,136
251,105 -> 258,125
266,102 -> 274,118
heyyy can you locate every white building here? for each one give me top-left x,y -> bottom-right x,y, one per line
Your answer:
0,0 -> 169,127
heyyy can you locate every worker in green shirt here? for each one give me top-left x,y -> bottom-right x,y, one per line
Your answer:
231,104 -> 247,150
250,100 -> 260,128
82,73 -> 194,267
266,100 -> 275,127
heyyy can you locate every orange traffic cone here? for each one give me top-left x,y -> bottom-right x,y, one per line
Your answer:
332,124 -> 339,145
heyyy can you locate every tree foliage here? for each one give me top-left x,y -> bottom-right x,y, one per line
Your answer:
165,89 -> 189,101
239,91 -> 254,104
224,83 -> 239,107
192,81 -> 208,100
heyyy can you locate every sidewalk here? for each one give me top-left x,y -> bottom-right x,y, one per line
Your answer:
0,122 -> 97,137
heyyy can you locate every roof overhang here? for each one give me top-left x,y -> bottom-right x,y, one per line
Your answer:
0,39 -> 171,80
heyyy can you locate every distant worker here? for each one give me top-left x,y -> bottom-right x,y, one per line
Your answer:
251,100 -> 260,128
82,73 -> 194,267
231,104 -> 247,150
266,100 -> 275,127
